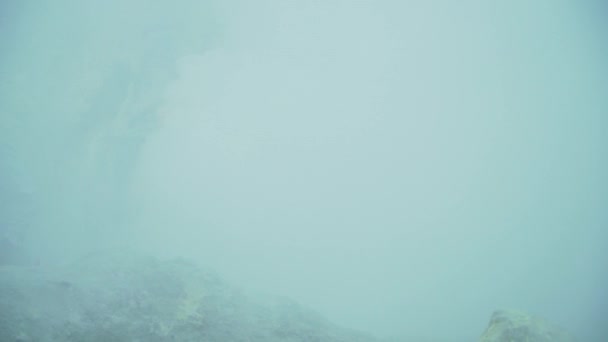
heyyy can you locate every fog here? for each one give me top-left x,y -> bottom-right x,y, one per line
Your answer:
1,0 -> 607,340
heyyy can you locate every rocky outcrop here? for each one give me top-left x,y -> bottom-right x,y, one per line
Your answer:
480,310 -> 577,342
0,252 -> 376,342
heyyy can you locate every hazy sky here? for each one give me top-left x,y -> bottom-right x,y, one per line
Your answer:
2,0 -> 607,341
129,1 -> 607,340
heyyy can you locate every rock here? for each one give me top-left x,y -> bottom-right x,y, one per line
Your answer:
0,251 -> 377,341
480,310 -> 577,342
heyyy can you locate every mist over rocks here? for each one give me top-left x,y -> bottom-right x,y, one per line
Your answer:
1,0 -> 606,341
0,252 -> 378,342
0,250 -> 582,342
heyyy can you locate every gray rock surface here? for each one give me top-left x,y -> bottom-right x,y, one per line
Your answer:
479,310 -> 577,342
0,252 -> 376,342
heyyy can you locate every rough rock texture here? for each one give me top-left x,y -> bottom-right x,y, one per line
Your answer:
0,252 -> 376,342
480,310 -> 577,342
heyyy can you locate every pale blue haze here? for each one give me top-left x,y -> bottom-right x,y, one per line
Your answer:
1,0 -> 606,341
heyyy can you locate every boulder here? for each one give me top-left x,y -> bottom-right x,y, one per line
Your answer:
480,310 -> 577,342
